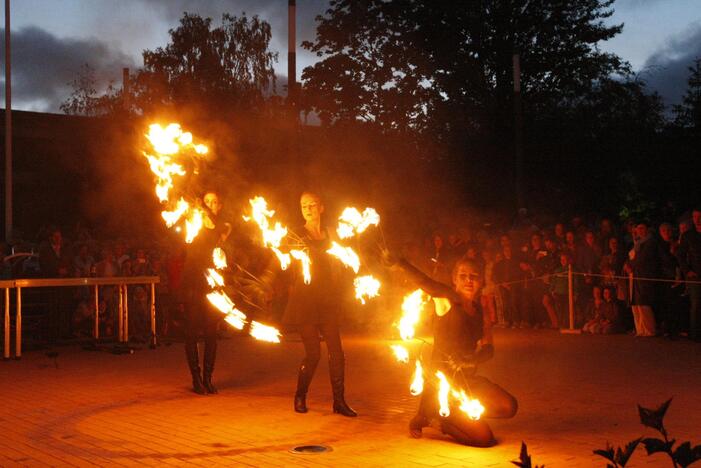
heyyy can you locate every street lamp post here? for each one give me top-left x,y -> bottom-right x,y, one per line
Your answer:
4,0 -> 12,242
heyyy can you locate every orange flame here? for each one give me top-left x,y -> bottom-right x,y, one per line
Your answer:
336,207 -> 380,239
410,360 -> 424,396
249,321 -> 281,343
452,389 -> 485,421
398,289 -> 428,341
354,275 -> 381,304
212,247 -> 227,269
205,268 -> 225,288
435,371 -> 451,417
390,344 -> 409,363
326,241 -> 360,273
290,249 -> 311,284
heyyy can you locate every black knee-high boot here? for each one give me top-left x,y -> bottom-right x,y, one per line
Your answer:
202,339 -> 217,394
295,360 -> 317,413
329,355 -> 357,417
185,342 -> 206,395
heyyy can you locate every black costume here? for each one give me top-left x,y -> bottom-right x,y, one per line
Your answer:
282,227 -> 356,416
399,260 -> 517,447
181,220 -> 224,394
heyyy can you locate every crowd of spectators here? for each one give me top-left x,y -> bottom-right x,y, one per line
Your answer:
402,208 -> 701,341
2,207 -> 700,344
1,224 -> 184,342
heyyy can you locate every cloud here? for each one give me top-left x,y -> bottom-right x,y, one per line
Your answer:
640,22 -> 701,107
0,26 -> 137,112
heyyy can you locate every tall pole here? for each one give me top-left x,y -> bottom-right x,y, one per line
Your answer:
4,0 -> 12,242
513,53 -> 524,210
288,0 -> 296,119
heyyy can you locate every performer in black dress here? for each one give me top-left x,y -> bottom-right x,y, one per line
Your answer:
388,254 -> 517,446
282,192 -> 357,417
182,191 -> 230,395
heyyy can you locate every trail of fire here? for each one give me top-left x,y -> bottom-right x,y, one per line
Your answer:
243,196 -> 310,279
144,123 -> 280,343
390,289 -> 485,420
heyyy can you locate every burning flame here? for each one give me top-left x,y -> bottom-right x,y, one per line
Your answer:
250,321 -> 281,343
410,360 -> 424,395
244,196 -> 296,272
290,249 -> 312,284
207,291 -> 237,315
354,275 -> 381,304
212,247 -> 227,269
390,344 -> 409,363
224,309 -> 247,330
336,207 -> 380,239
326,241 -> 360,273
185,208 -> 204,244
452,389 -> 485,421
436,371 -> 451,417
162,197 -> 189,227
205,268 -> 225,288
398,289 -> 428,341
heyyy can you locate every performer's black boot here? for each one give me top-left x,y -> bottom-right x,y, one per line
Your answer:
185,342 -> 206,395
294,363 -> 315,413
329,356 -> 357,417
202,340 -> 218,394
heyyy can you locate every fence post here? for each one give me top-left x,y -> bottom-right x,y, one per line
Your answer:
568,265 -> 574,330
15,287 -> 21,359
93,284 -> 99,340
122,284 -> 129,343
4,288 -> 9,359
561,264 -> 581,334
150,282 -> 157,349
118,284 -> 124,342
628,272 -> 634,304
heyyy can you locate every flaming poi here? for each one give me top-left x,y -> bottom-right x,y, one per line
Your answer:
143,123 -> 281,342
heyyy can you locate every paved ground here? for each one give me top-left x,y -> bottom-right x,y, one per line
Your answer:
1,329 -> 700,467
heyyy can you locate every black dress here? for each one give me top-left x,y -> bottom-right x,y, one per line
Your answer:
282,228 -> 342,328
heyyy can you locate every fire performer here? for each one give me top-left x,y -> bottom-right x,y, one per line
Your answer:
282,192 -> 357,417
182,191 -> 231,395
386,253 -> 517,446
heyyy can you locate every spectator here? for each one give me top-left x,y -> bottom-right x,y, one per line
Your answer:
676,208 -> 701,341
494,244 -> 522,328
658,223 -> 681,337
627,221 -> 661,337
38,228 -> 70,277
582,286 -> 604,333
73,243 -> 95,277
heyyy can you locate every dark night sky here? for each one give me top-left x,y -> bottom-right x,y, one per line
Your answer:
1,0 -> 699,113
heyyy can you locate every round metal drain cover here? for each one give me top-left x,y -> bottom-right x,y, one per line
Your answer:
289,445 -> 333,454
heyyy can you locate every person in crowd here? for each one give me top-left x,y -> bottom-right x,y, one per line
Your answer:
658,223 -> 681,337
549,252 -> 576,328
626,221 -> 662,337
385,253 -> 517,447
599,218 -> 615,254
38,228 -> 71,277
481,249 -> 499,325
72,243 -> 95,277
582,285 -> 604,333
583,286 -> 622,334
429,231 -> 451,284
132,248 -> 150,276
282,191 -> 357,417
676,208 -> 701,341
553,223 -> 566,248
114,241 -> 130,270
563,230 -> 578,262
181,191 -> 230,395
494,243 -> 522,328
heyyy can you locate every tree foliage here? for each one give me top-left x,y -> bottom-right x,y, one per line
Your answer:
302,0 -> 628,141
135,12 -> 277,114
60,63 -> 121,116
673,58 -> 701,130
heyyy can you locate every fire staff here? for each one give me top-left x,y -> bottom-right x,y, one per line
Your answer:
282,191 -> 357,417
181,191 -> 231,395
387,254 -> 518,446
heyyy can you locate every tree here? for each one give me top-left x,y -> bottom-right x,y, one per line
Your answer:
134,12 -> 278,115
60,63 -> 121,116
301,0 -> 628,143
673,58 -> 701,130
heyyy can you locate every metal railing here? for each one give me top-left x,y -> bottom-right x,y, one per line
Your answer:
2,276 -> 160,359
